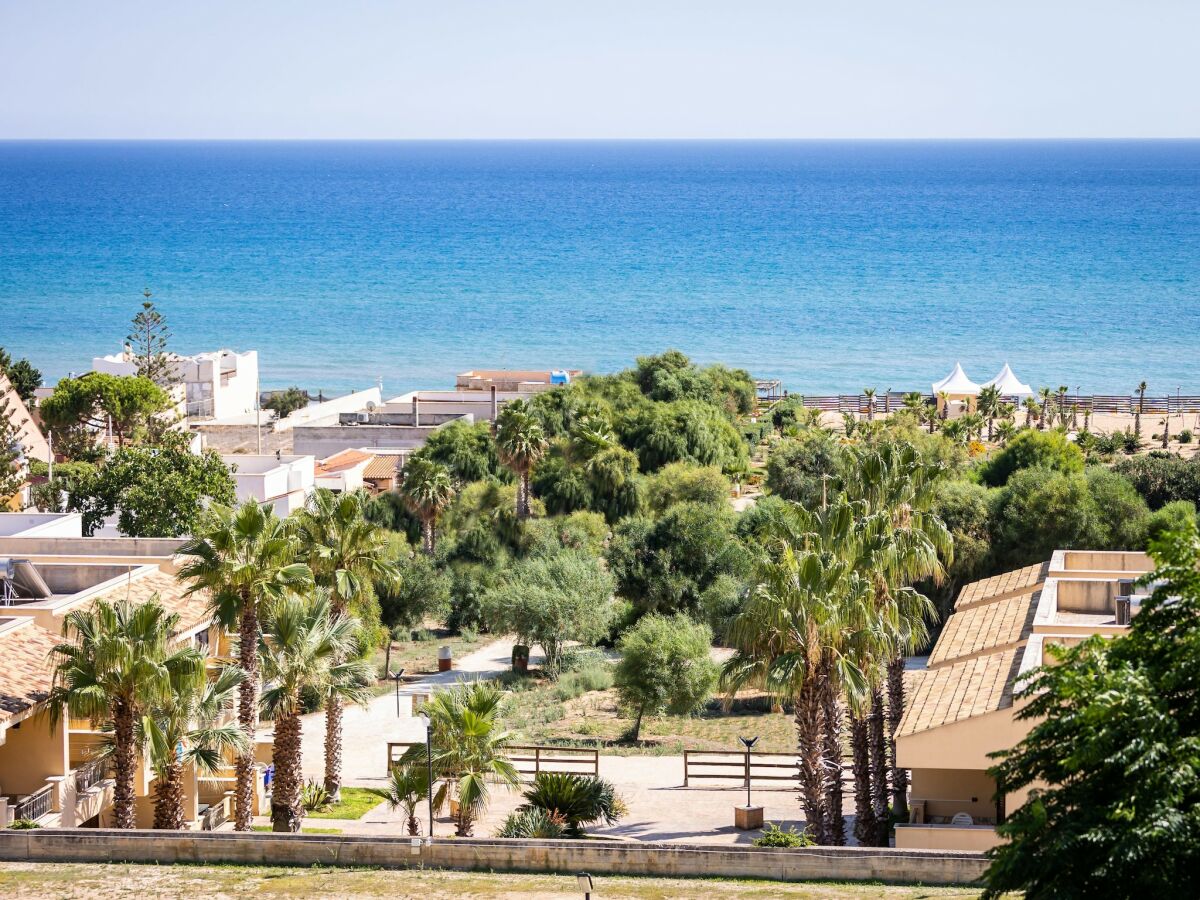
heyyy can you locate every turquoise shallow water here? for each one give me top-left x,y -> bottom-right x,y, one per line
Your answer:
1,140 -> 1197,395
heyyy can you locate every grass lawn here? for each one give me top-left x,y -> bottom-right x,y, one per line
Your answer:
0,862 -> 983,899
306,787 -> 385,820
503,671 -> 797,755
249,826 -> 343,835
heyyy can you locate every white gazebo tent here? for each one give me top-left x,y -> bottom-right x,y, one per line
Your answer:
982,363 -> 1034,399
931,362 -> 982,415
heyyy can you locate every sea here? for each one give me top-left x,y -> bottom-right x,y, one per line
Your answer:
1,140 -> 1197,396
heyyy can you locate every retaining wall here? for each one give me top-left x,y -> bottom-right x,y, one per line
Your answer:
0,829 -> 987,886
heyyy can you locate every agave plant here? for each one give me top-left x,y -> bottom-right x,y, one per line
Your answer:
496,806 -> 567,839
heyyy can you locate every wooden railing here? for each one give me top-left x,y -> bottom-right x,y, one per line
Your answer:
682,749 -> 854,790
386,741 -> 599,779
795,393 -> 1200,415
14,784 -> 54,822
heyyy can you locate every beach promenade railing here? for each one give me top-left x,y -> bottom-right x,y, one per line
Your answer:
793,393 -> 1200,415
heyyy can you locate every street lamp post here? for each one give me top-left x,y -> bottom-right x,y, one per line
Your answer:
420,712 -> 434,841
389,669 -> 406,718
734,735 -> 762,830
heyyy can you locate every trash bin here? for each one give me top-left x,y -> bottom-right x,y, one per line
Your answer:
437,645 -> 453,672
511,644 -> 529,673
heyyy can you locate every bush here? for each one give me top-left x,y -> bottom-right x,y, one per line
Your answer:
8,818 -> 42,830
301,779 -> 331,812
496,806 -> 567,839
1113,454 -> 1200,509
1121,429 -> 1141,454
553,659 -> 613,701
614,613 -> 717,741
752,821 -> 813,847
1146,500 -> 1198,544
1179,429 -> 1194,445
517,772 -> 627,836
645,462 -> 731,512
764,431 -> 842,508
978,429 -> 1084,487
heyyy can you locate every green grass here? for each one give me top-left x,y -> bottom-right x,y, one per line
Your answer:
0,862 -> 984,899
306,787 -> 384,821
249,825 -> 343,834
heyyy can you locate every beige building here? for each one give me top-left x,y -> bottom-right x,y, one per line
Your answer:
456,368 -> 581,392
0,523 -> 268,830
895,549 -> 1152,851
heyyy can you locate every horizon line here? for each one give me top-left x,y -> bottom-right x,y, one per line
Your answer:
2,136 -> 1199,143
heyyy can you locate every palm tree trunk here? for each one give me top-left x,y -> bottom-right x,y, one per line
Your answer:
153,753 -> 186,830
407,806 -> 420,836
323,692 -> 344,801
271,709 -> 304,832
519,471 -> 531,519
421,517 -> 435,555
886,655 -> 909,823
112,702 -> 137,829
794,678 -> 828,844
849,711 -> 877,846
820,672 -> 846,846
235,598 -> 261,831
867,685 -> 889,846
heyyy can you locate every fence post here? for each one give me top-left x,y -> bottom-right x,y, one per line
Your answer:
683,749 -> 689,787
535,746 -> 541,776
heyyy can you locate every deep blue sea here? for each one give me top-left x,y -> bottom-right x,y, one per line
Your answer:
1,140 -> 1197,395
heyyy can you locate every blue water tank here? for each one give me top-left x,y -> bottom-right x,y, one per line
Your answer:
550,370 -> 570,385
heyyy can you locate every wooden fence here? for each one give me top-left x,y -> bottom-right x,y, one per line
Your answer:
795,393 -> 1200,415
386,742 -> 599,779
682,749 -> 854,791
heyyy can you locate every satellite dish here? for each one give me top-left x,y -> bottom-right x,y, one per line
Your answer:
366,400 -> 378,412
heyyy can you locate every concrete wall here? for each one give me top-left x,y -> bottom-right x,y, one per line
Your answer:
293,424 -> 447,457
0,830 -> 988,886
0,710 -> 69,795
895,825 -> 1001,852
0,536 -> 184,558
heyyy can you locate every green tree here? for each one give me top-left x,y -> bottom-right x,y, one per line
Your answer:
259,591 -> 373,832
531,417 -> 641,522
0,347 -> 42,403
988,468 -> 1098,568
294,488 -> 400,799
1113,453 -> 1200,509
262,387 -> 308,419
68,445 -> 235,536
128,293 -> 179,388
48,597 -> 203,829
982,524 -> 1200,899
178,501 -> 314,830
644,462 -> 730,512
977,385 -> 1001,442
1145,500 -> 1198,545
398,456 -> 455,554
377,540 -> 452,642
1134,380 -> 1148,437
145,664 -> 247,830
481,547 -> 615,675
1084,466 -> 1150,550
40,372 -> 169,449
494,399 -> 548,519
0,393 -> 29,503
617,399 -> 748,473
606,501 -> 751,622
765,430 -> 843,508
978,429 -> 1085,487
615,613 -> 717,742
398,682 -> 520,836
414,419 -> 507,484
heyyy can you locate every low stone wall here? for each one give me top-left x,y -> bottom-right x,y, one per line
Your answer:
0,829 -> 987,886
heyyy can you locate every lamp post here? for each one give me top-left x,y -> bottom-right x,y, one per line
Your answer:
389,668 -> 406,718
576,872 -> 594,900
734,735 -> 763,830
419,712 -> 434,841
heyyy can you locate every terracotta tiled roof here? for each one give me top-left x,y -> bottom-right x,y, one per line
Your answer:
0,620 -> 58,724
898,647 -> 1022,737
315,449 -> 372,476
88,569 -> 211,636
928,588 -> 1040,669
955,562 -> 1048,610
363,454 -> 403,480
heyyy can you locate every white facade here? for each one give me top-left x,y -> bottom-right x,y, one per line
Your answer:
93,347 -> 259,421
221,454 -> 314,517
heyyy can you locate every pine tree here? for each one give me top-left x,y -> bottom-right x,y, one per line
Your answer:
128,290 -> 178,388
0,394 -> 29,504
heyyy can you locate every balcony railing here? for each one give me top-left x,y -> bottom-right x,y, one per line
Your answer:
74,758 -> 109,793
14,784 -> 53,822
200,802 -> 228,831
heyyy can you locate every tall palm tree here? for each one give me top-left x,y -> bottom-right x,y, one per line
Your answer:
1135,381 -> 1148,437
937,391 -> 950,422
863,388 -> 877,422
977,386 -> 1000,442
1056,386 -> 1070,427
901,392 -> 925,423
996,420 -> 1017,445
1022,396 -> 1039,428
1160,415 -> 1171,449
145,664 -> 246,829
399,681 -> 520,836
494,400 -> 548,519
258,590 -> 373,832
49,597 -> 202,829
398,457 -> 455,554
177,500 -> 313,831
920,405 -> 939,434
294,488 -> 401,800
1036,387 -> 1054,430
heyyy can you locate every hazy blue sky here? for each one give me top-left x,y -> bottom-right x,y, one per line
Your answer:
2,1 -> 1196,138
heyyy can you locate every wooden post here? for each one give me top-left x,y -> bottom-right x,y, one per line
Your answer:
683,749 -> 689,787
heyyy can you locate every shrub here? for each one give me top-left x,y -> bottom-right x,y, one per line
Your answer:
764,431 -> 843,507
8,818 -> 42,830
978,429 -> 1084,487
518,772 -> 627,836
1121,429 -> 1141,454
1113,453 -> 1200,509
553,659 -> 614,701
752,821 -> 813,848
645,462 -> 731,512
1179,429 -> 1194,445
1146,500 -> 1198,544
496,807 -> 567,839
301,779 -> 331,812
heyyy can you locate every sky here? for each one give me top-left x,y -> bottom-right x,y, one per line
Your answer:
1,1 -> 1197,139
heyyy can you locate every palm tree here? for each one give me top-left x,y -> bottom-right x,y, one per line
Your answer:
294,488 -> 401,800
1056,386 -> 1070,427
1022,396 -> 1039,428
996,420 -> 1017,445
494,400 -> 548,519
49,597 -> 202,829
937,391 -> 950,422
901,392 -> 925,422
259,590 -> 373,832
398,456 -> 455,554
1160,415 -> 1171,449
369,763 -> 430,835
863,388 -> 877,422
977,386 -> 1000,442
920,405 -> 939,434
177,500 -> 313,831
146,664 -> 246,829
399,681 -> 520,836
1036,387 -> 1054,430
1135,381 -> 1148,437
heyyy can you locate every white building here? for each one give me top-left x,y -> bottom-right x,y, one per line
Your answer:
92,346 -> 259,421
221,454 -> 314,516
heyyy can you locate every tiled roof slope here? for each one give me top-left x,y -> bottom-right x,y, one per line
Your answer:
88,569 -> 211,635
928,588 -> 1040,669
899,647 -> 1022,737
955,562 -> 1048,610
0,621 -> 58,723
